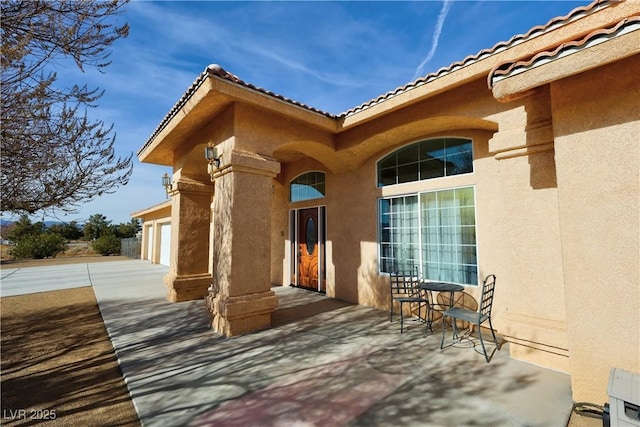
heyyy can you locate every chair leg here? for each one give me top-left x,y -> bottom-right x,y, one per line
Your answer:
400,302 -> 405,333
424,304 -> 433,336
488,317 -> 499,346
476,320 -> 490,363
440,315 -> 447,349
451,316 -> 459,340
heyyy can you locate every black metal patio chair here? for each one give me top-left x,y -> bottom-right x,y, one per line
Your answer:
440,274 -> 499,362
389,269 -> 430,333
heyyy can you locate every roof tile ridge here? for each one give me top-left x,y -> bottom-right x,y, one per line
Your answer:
488,14 -> 640,88
206,64 -> 336,118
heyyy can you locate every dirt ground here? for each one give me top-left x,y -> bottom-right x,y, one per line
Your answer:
1,255 -> 130,269
1,241 -> 130,269
0,258 -> 140,426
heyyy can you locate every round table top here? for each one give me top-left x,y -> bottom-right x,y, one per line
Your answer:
418,281 -> 464,292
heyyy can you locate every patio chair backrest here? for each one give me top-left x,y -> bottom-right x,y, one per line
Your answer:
390,269 -> 419,297
479,274 -> 496,321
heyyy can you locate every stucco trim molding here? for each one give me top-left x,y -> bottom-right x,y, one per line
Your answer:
213,149 -> 281,180
208,290 -> 279,336
171,178 -> 214,196
489,119 -> 555,159
164,272 -> 212,302
493,142 -> 555,160
501,311 -> 570,371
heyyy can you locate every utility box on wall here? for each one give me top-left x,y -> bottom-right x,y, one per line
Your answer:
607,368 -> 640,427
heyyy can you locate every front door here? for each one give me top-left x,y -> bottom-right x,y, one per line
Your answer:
298,208 -> 319,290
294,207 -> 326,292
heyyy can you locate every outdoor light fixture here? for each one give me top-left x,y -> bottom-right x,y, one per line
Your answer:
162,172 -> 172,198
205,145 -> 222,181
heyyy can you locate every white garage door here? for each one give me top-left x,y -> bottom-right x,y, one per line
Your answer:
159,223 -> 171,267
145,226 -> 153,261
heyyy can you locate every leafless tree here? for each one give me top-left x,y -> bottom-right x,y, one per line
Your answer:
1,0 -> 133,215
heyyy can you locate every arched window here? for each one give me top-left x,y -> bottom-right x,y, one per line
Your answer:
377,137 -> 473,187
290,172 -> 325,202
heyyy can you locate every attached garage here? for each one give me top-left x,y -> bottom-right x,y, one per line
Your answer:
131,200 -> 172,267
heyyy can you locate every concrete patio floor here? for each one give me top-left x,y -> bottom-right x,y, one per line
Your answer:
88,261 -> 574,427
2,260 -> 577,426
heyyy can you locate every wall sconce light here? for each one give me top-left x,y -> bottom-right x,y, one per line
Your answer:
205,145 -> 222,181
162,172 -> 172,198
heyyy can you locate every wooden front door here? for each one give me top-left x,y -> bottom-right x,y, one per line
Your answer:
298,208 -> 319,290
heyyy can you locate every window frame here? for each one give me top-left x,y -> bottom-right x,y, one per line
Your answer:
377,185 -> 479,286
376,137 -> 474,187
290,171 -> 326,203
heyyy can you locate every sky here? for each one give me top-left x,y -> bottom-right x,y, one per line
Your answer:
4,0 -> 592,225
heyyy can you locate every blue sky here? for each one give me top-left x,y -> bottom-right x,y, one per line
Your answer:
8,0 -> 591,225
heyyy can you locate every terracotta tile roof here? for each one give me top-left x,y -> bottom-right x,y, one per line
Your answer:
489,15 -> 640,87
206,65 -> 337,118
140,0 -> 611,156
139,65 -> 336,156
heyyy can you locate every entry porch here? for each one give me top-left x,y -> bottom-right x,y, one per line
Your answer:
92,263 -> 576,427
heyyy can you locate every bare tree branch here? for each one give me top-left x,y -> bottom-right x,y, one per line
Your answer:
1,0 -> 133,215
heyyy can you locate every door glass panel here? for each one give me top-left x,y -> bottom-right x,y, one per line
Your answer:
306,217 -> 316,255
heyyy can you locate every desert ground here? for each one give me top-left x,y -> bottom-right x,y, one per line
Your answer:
1,249 -> 140,426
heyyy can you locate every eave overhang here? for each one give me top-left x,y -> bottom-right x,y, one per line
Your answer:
489,16 -> 640,102
130,199 -> 172,219
137,65 -> 338,165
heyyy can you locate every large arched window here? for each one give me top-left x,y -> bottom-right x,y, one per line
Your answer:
376,138 -> 477,285
290,172 -> 325,202
377,137 -> 473,187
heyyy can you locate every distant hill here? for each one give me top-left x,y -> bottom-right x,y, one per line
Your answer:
0,220 -> 84,227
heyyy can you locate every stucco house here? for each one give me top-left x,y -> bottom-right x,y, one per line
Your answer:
134,0 -> 639,405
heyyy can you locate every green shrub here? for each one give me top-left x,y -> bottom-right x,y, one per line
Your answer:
92,234 -> 121,255
10,233 -> 67,259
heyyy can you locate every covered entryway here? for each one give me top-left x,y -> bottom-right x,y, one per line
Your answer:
290,206 -> 326,292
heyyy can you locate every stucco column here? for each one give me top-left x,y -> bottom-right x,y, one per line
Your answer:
164,178 -> 213,302
206,149 -> 280,336
487,88 -> 569,371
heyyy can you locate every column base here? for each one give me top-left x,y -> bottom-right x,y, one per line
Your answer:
164,273 -> 212,302
206,290 -> 278,336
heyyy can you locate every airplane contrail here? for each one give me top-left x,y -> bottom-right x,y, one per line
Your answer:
413,0 -> 453,80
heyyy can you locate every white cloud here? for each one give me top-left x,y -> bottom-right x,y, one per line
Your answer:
413,0 -> 454,80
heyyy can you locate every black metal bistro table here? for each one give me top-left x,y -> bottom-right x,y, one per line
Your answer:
417,281 -> 464,333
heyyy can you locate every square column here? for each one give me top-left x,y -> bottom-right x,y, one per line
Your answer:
206,150 -> 281,336
164,179 -> 213,302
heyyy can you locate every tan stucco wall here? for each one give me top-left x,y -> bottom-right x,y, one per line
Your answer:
486,87 -> 570,371
273,79 -> 571,372
551,55 -> 640,403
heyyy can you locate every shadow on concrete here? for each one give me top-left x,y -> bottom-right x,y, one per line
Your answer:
272,287 -> 353,327
94,286 -> 573,427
